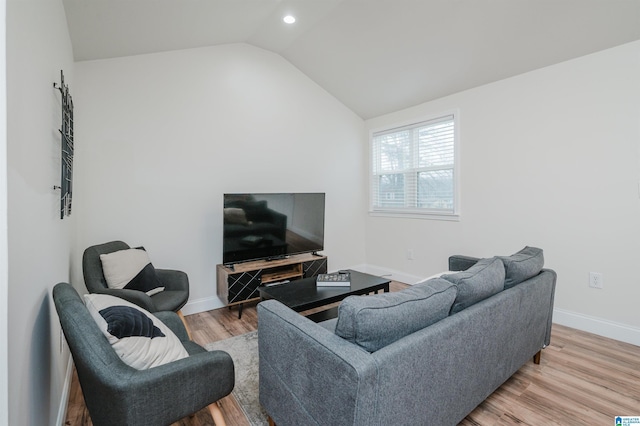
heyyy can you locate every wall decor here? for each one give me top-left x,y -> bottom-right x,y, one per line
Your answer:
53,70 -> 74,219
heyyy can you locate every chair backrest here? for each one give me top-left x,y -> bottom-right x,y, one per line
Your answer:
55,281 -> 234,426
54,283 -> 148,425
82,240 -> 130,293
53,282 -> 133,385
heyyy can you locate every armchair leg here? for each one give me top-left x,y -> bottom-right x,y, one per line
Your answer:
177,310 -> 193,340
208,401 -> 226,426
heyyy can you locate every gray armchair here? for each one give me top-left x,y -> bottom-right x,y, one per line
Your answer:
53,282 -> 234,426
83,240 -> 189,313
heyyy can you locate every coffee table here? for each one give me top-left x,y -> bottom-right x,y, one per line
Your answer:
258,269 -> 390,322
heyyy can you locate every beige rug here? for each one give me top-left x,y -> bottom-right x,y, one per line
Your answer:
205,331 -> 267,426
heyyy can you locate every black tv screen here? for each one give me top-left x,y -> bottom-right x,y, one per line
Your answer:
223,193 -> 325,264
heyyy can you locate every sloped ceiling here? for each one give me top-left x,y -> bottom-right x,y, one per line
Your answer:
63,0 -> 640,119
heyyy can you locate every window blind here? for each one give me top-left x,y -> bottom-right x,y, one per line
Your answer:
371,114 -> 456,215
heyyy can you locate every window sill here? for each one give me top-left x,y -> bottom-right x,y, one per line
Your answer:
368,211 -> 460,221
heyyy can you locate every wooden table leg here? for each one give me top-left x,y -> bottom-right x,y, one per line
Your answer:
208,402 -> 226,426
177,310 -> 192,340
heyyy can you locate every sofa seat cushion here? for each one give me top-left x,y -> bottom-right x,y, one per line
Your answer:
335,278 -> 457,352
84,293 -> 189,369
499,246 -> 544,289
442,257 -> 505,314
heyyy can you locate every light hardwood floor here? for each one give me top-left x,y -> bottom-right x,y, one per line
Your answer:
65,281 -> 640,425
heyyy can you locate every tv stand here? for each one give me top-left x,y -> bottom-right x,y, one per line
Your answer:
216,253 -> 327,318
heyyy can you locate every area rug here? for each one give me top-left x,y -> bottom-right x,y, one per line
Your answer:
205,331 -> 267,426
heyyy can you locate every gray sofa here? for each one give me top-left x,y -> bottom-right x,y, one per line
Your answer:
258,250 -> 556,426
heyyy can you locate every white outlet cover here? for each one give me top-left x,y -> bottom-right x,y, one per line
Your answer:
589,272 -> 603,289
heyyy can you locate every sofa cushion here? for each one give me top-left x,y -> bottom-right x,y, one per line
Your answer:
335,278 -> 457,352
499,246 -> 544,289
84,293 -> 189,369
100,248 -> 164,296
442,257 -> 505,314
420,271 -> 453,282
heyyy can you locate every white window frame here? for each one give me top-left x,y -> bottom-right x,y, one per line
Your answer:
369,110 -> 460,221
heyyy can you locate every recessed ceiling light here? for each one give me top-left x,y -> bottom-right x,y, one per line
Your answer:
283,15 -> 296,24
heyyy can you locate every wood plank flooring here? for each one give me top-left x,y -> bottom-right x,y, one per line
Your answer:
64,281 -> 640,425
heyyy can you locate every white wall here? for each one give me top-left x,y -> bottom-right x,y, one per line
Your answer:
73,43 -> 367,312
6,0 -> 75,424
0,1 -> 8,423
365,41 -> 640,345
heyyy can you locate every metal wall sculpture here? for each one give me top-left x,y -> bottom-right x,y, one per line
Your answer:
53,70 -> 74,219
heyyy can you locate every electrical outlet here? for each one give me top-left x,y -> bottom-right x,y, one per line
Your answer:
589,272 -> 603,289
407,249 -> 415,260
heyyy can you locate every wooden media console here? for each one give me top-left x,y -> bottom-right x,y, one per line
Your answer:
216,253 -> 327,318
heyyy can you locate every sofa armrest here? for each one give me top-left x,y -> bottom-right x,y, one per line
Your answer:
154,311 -> 189,342
258,300 -> 378,425
93,350 -> 234,425
448,255 -> 480,271
156,269 -> 189,293
540,268 -> 557,347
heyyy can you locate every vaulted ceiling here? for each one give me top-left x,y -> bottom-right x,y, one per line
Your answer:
62,0 -> 640,119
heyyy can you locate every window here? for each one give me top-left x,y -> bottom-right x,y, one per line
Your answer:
370,113 -> 458,218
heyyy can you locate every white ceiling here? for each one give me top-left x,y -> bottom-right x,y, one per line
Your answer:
62,0 -> 640,119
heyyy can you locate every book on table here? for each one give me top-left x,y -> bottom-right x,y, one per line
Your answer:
316,272 -> 351,287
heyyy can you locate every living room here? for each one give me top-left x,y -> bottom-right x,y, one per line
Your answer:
2,0 -> 640,425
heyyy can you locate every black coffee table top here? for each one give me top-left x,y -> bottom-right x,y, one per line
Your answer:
258,269 -> 390,313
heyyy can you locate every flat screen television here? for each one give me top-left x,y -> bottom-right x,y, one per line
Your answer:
223,193 -> 325,265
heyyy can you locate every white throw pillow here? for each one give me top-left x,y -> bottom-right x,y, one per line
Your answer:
84,293 -> 188,369
99,248 -> 164,296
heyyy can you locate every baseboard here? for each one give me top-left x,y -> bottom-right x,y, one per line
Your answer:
553,308 -> 640,347
56,356 -> 73,426
181,295 -> 225,315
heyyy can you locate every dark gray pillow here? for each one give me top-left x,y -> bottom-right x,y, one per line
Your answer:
442,257 -> 505,314
335,278 -> 457,352
499,246 -> 544,289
